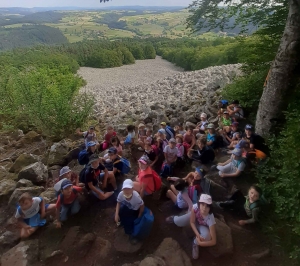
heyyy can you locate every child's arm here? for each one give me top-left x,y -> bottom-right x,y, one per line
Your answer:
39,198 -> 46,219
190,135 -> 196,149
183,172 -> 194,181
182,192 -> 193,211
76,128 -> 85,136
167,177 -> 180,182
138,204 -> 145,218
196,224 -> 217,247
190,210 -> 201,239
115,202 -> 120,223
220,169 -> 242,178
239,208 -> 260,225
101,168 -> 109,189
139,182 -> 148,198
55,206 -> 62,228
218,159 -> 231,166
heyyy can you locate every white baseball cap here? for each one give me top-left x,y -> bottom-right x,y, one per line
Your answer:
122,179 -> 133,189
59,166 -> 71,177
199,194 -> 212,205
200,113 -> 207,119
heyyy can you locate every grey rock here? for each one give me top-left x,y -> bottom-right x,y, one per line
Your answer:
18,162 -> 48,184
114,228 -> 143,253
9,186 -> 45,207
9,153 -> 40,173
16,179 -> 34,188
40,188 -> 56,204
0,179 -> 17,204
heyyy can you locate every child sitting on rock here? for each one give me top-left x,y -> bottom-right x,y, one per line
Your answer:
121,125 -> 136,146
227,100 -> 244,121
190,194 -> 216,259
216,185 -> 264,225
138,123 -> 147,142
215,148 -> 246,178
220,111 -> 232,128
206,123 -> 216,148
161,138 -> 178,178
193,113 -> 208,134
156,129 -> 169,153
144,143 -> 158,167
183,126 -> 196,151
15,193 -> 56,239
55,180 -> 83,228
115,179 -> 144,242
76,126 -> 98,149
176,134 -> 185,161
166,179 -> 193,211
160,122 -> 175,140
110,136 -> 123,156
138,128 -> 153,151
54,166 -> 84,196
101,125 -> 117,151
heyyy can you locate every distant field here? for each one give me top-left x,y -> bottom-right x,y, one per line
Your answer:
1,9 -> 221,42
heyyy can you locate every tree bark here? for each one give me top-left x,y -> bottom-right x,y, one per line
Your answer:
255,0 -> 300,136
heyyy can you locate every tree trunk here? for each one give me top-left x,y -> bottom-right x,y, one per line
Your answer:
255,0 -> 300,136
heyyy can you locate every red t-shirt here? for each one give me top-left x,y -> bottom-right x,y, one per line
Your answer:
56,186 -> 83,209
104,131 -> 117,143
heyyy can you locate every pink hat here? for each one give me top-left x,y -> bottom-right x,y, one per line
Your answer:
199,194 -> 212,205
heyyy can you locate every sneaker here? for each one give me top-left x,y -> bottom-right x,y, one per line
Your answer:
166,216 -> 175,224
192,241 -> 199,259
138,147 -> 144,151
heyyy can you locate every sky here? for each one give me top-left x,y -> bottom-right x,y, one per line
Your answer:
0,0 -> 193,8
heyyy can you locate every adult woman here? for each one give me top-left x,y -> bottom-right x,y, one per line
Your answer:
190,194 -> 217,259
133,155 -> 160,198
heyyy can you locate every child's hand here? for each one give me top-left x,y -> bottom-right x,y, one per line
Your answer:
56,221 -> 62,229
115,214 -> 120,224
238,220 -> 247,226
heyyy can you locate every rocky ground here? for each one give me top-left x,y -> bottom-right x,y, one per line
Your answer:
0,58 -> 293,266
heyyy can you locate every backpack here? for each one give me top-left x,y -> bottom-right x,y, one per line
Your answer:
59,188 -> 78,205
152,170 -> 162,191
165,126 -> 175,140
220,99 -> 228,106
113,157 -> 131,174
79,166 -> 89,183
78,149 -> 90,165
188,186 -> 198,204
182,142 -> 191,155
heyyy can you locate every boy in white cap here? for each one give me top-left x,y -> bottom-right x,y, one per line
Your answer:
190,194 -> 216,259
115,179 -> 144,242
194,113 -> 208,134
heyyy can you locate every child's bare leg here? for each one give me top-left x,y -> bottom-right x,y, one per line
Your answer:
166,189 -> 178,204
21,227 -> 38,239
46,204 -> 56,217
108,171 -> 117,190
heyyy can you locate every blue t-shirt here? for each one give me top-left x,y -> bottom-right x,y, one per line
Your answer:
207,133 -> 216,143
113,156 -> 123,174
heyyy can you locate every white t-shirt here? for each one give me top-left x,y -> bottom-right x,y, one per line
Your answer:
163,145 -> 178,162
193,203 -> 216,227
15,197 -> 42,219
117,190 -> 144,210
83,131 -> 97,146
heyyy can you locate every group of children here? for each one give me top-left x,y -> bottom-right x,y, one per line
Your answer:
15,98 -> 268,259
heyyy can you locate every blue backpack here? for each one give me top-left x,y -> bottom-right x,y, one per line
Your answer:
132,207 -> 154,240
165,126 -> 175,140
220,99 -> 229,105
113,157 -> 131,174
78,150 -> 90,165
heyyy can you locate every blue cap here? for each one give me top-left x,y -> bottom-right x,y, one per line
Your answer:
245,124 -> 254,131
196,167 -> 204,177
158,129 -> 166,135
108,147 -> 118,154
236,140 -> 248,149
87,141 -> 97,147
61,179 -> 73,190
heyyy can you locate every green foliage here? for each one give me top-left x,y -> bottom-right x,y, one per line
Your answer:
143,44 -> 156,59
85,49 -> 123,68
0,25 -> 68,51
256,89 -> 300,260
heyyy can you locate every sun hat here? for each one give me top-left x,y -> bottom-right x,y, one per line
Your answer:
61,179 -> 73,190
108,147 -> 118,154
196,167 -> 204,177
231,122 -> 239,127
232,148 -> 242,157
160,122 -> 166,126
169,138 -> 176,143
138,155 -> 150,165
207,123 -> 215,129
88,154 -> 100,164
200,113 -> 207,119
245,124 -> 254,131
199,194 -> 212,205
122,179 -> 133,189
158,129 -> 166,135
138,123 -> 145,128
59,166 -> 71,177
87,141 -> 97,147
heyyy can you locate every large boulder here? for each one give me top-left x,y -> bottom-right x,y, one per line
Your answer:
1,239 -> 39,266
23,131 -> 41,143
40,188 -> 56,204
0,231 -> 19,254
0,179 -> 17,204
47,141 -> 71,166
16,179 -> 34,188
114,228 -> 143,253
8,186 -> 45,208
18,162 -> 48,184
207,218 -> 233,257
9,154 -> 40,173
154,238 -> 192,266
